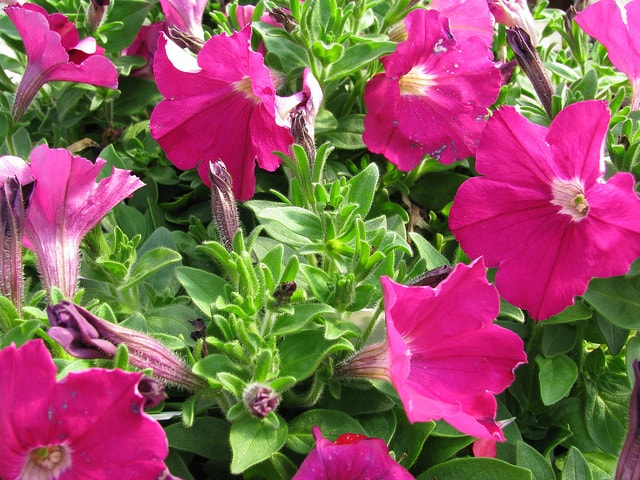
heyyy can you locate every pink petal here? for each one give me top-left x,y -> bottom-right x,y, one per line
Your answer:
431,0 -> 495,45
382,260 -> 526,439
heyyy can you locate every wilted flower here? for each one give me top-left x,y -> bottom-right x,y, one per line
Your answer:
5,3 -> 118,120
47,300 -> 207,391
0,156 -> 34,314
20,145 -> 144,299
87,0 -> 109,32
338,259 -> 526,440
292,427 -> 414,479
575,0 -> 640,110
242,383 -> 281,418
449,100 -> 640,320
363,8 -> 501,170
0,339 -> 171,479
150,27 -> 293,201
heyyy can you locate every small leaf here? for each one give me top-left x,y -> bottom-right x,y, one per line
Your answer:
176,267 -> 230,317
536,354 -> 578,405
516,441 -> 555,480
418,457 -> 532,480
561,447 -> 593,480
230,414 -> 288,474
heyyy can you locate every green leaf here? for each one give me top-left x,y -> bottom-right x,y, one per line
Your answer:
175,267 -> 230,318
418,457 -> 532,480
584,378 -> 629,454
325,41 -> 397,81
246,202 -> 322,246
319,114 -> 366,149
516,441 -> 556,480
541,324 -> 577,357
582,452 -> 618,480
536,354 -> 578,405
407,232 -> 448,269
287,409 -> 367,454
389,409 -> 435,469
121,247 -> 181,289
410,172 -> 468,211
1,319 -> 42,348
279,329 -> 353,381
345,162 -> 378,219
102,0 -> 152,53
561,447 -> 593,480
255,25 -> 310,72
166,417 -> 231,461
230,414 -> 288,474
583,275 -> 640,329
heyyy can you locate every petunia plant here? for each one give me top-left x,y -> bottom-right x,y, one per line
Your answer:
1,0 -> 640,479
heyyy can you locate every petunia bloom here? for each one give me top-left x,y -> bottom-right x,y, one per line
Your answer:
431,0 -> 495,45
363,8 -> 501,170
449,100 -> 640,320
21,145 -> 144,299
150,27 -> 293,201
292,426 -> 414,479
337,259 -> 526,440
575,0 -> 640,111
0,339 -> 170,479
47,300 -> 207,391
5,3 -> 118,121
487,0 -> 537,45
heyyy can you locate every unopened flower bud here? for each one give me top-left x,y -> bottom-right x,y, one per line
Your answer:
87,0 -> 109,33
616,360 -> 640,480
47,301 -> 207,391
1,175 -> 35,314
268,7 -> 297,33
167,24 -> 204,54
242,383 -> 281,418
407,265 -> 454,287
273,281 -> 297,307
506,27 -> 553,117
209,160 -> 239,252
138,376 -> 167,409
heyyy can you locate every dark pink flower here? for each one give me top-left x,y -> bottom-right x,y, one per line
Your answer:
150,27 -> 293,201
449,100 -> 640,320
0,339 -> 170,479
5,3 -> 118,120
575,0 -> 640,110
292,426 -> 414,480
363,8 -> 501,170
22,145 -> 144,299
339,259 -> 526,440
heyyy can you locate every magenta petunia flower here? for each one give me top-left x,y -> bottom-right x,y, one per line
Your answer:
362,8 -> 501,170
339,259 -> 526,440
449,100 -> 640,320
0,339 -> 170,479
150,26 -> 293,201
21,145 -> 144,299
5,3 -> 118,121
575,0 -> 640,110
292,427 -> 414,480
121,22 -> 165,79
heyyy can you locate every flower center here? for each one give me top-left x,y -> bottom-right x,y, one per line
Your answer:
233,76 -> 260,104
399,66 -> 436,96
550,178 -> 589,221
20,445 -> 72,479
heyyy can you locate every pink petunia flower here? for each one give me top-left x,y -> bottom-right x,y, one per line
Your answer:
19,145 -> 144,299
0,339 -> 170,479
449,100 -> 640,320
575,0 -> 640,111
292,426 -> 414,479
363,8 -> 501,170
338,259 -> 526,440
121,22 -> 166,80
487,0 -> 538,46
150,26 -> 293,201
5,3 -> 118,121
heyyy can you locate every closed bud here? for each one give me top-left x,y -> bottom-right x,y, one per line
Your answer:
242,383 -> 281,419
209,160 -> 239,252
